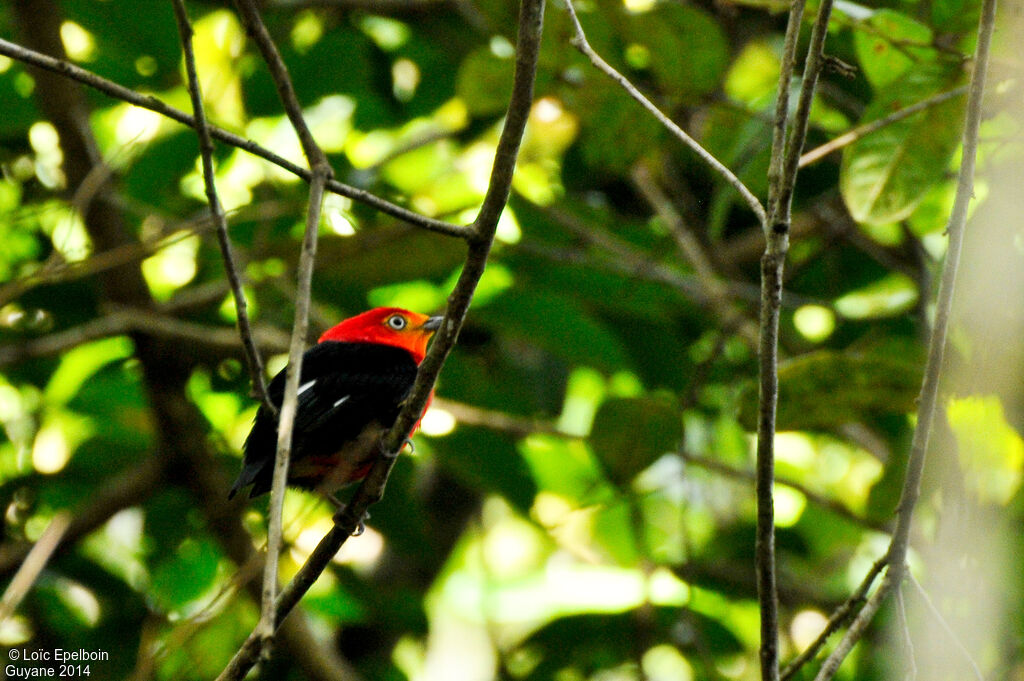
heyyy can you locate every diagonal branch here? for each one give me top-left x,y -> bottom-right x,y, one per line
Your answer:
214,0 -> 546,677
171,0 -> 274,414
779,557 -> 886,681
233,0 -> 328,168
812,0 -> 999,676
775,0 -> 837,224
798,86 -> 968,167
0,36 -> 472,239
0,512 -> 72,627
562,0 -> 767,228
228,0 -> 336,648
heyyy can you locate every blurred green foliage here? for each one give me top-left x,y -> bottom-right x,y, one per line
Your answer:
0,0 -> 1021,680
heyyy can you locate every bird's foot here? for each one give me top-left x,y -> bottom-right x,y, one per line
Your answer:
377,435 -> 414,459
329,497 -> 370,536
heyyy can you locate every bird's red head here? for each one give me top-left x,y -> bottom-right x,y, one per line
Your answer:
318,307 -> 443,363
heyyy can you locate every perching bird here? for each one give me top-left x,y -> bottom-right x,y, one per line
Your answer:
229,307 -> 443,500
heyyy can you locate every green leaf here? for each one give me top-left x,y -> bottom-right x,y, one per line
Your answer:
572,79 -> 667,174
477,289 -> 632,374
149,538 -> 221,612
947,395 -> 1024,505
840,65 -> 965,225
853,10 -> 935,89
624,5 -> 730,98
431,426 -> 537,513
456,47 -> 515,117
738,351 -> 922,431
589,395 -> 682,486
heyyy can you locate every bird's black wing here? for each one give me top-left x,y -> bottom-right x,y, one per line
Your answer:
229,342 -> 419,499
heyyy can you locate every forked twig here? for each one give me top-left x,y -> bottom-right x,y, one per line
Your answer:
171,0 -> 274,414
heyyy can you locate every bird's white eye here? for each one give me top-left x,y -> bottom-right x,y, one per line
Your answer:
386,315 -> 408,330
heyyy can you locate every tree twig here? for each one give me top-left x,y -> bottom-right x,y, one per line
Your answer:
0,36 -> 471,239
765,0 -> 806,220
758,2 -> 833,680
798,86 -> 968,167
812,0 -> 999,675
561,0 -> 767,227
233,0 -> 327,169
171,0 -> 274,413
779,557 -> 886,681
0,458 -> 164,577
0,308 -> 290,367
0,512 -> 72,625
630,162 -> 760,347
213,0 -> 545,677
229,0 -> 335,649
907,573 -> 984,681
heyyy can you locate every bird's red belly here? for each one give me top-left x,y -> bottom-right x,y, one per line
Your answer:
289,422 -> 386,492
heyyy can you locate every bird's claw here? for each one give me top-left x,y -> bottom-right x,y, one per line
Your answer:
331,503 -> 371,536
378,435 -> 414,459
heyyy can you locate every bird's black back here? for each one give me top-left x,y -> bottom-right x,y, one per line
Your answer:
229,341 -> 419,498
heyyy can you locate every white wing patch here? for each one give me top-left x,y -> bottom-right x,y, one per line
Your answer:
298,379 -> 317,396
333,395 -> 350,408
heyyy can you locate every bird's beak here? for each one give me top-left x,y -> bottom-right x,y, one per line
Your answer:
422,315 -> 444,332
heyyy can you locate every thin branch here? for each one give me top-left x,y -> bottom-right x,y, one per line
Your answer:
779,558 -> 886,681
908,573 -> 984,681
896,586 -> 918,681
233,0 -> 328,169
812,0 -> 999,674
798,86 -> 968,167
214,0 -> 545,676
0,36 -> 472,239
776,0 -> 836,225
757,2 -> 833,680
228,0 -> 336,648
0,308 -> 290,367
172,0 -> 274,413
0,458 -> 164,577
261,168 -> 329,646
765,0 -> 807,221
0,200 -> 298,309
0,512 -> 72,625
630,163 -> 760,347
561,0 -> 767,227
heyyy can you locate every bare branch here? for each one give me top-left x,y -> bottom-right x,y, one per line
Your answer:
779,558 -> 887,681
214,0 -> 546,676
758,2 -> 834,680
774,0 -> 836,224
0,512 -> 72,625
798,86 -> 968,167
0,308 -> 290,367
631,163 -> 760,347
908,574 -> 985,681
261,168 -> 330,646
0,458 -> 164,577
233,0 -> 329,169
171,0 -> 274,413
562,0 -> 767,227
765,0 -> 807,222
227,0 -> 338,647
0,36 -> 472,239
812,0 -> 999,673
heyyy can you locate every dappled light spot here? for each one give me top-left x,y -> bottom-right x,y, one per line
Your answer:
59,21 -> 95,62
790,608 -> 829,652
421,407 -> 457,437
793,304 -> 836,342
